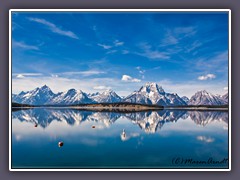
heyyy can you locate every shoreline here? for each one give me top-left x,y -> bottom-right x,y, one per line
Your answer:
12,106 -> 228,112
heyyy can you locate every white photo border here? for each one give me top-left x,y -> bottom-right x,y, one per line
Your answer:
9,9 -> 231,171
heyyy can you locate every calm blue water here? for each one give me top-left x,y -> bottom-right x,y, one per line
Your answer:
12,108 -> 229,169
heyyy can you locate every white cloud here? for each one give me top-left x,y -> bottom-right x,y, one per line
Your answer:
224,87 -> 228,91
121,75 -> 141,82
13,73 -> 42,76
51,74 -> 59,78
14,73 -> 42,78
114,40 -> 124,46
13,41 -> 39,50
93,86 -> 111,90
16,74 -> 25,78
28,18 -> 79,39
61,70 -> 105,77
196,136 -> 215,143
97,43 -> 112,49
198,74 -> 216,80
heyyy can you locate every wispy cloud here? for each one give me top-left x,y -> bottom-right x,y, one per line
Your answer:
174,26 -> 196,35
194,51 -> 228,72
159,26 -> 196,47
136,66 -> 145,79
146,51 -> 170,59
106,50 -> 117,54
13,73 -> 42,76
12,22 -> 24,31
185,40 -> 202,53
121,75 -> 141,82
98,40 -> 124,52
28,17 -> 79,39
59,70 -> 105,77
97,43 -> 112,49
161,31 -> 178,46
198,74 -> 216,80
114,40 -> 124,46
13,73 -> 43,79
137,43 -> 170,60
93,85 -> 111,90
13,41 -> 39,50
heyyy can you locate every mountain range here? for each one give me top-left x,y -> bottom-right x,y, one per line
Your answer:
12,83 -> 228,106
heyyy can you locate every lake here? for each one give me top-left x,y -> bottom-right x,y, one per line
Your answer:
11,108 -> 229,169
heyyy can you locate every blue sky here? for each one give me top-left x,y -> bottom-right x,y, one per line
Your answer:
12,11 -> 229,97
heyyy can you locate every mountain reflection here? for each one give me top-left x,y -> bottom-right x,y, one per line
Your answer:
12,108 -> 228,133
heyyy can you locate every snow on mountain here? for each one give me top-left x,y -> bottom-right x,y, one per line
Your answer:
221,93 -> 228,104
50,88 -> 94,105
181,96 -> 189,104
89,89 -> 122,103
12,84 -> 228,106
12,85 -> 93,105
188,90 -> 225,105
12,85 -> 56,105
123,82 -> 187,106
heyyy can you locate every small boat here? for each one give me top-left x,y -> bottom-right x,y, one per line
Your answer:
34,124 -> 38,127
92,125 -> 96,128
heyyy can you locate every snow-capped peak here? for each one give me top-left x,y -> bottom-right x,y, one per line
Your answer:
188,90 -> 225,105
50,88 -> 93,105
13,85 -> 55,105
89,89 -> 121,103
124,82 -> 186,106
102,89 -> 114,95
13,84 -> 228,106
139,82 -> 165,94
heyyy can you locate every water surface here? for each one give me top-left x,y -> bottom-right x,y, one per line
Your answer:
12,108 -> 229,169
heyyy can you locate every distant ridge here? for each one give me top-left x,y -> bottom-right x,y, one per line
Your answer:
188,90 -> 226,105
12,83 -> 228,106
